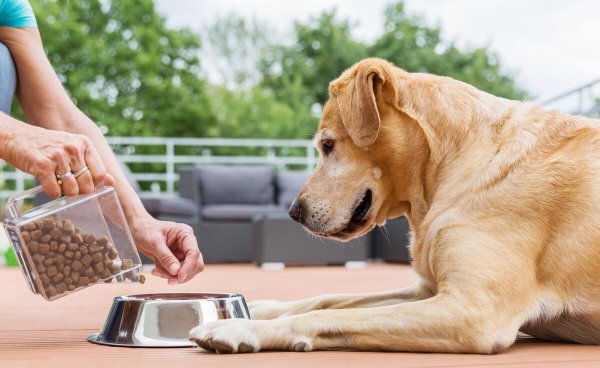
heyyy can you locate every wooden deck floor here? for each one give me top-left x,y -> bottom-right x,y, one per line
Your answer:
1,264 -> 600,368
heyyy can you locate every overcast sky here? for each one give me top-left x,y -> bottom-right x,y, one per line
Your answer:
155,0 -> 600,109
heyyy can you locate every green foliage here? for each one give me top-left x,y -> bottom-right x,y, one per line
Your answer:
208,85 -> 315,139
31,0 -> 215,137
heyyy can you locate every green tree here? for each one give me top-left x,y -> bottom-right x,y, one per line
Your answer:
201,14 -> 271,90
208,85 -> 314,139
30,0 -> 215,137
204,13 -> 317,139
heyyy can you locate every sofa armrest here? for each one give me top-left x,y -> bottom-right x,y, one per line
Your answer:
178,166 -> 203,220
139,195 -> 199,218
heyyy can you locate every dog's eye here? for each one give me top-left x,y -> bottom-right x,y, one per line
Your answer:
322,139 -> 334,155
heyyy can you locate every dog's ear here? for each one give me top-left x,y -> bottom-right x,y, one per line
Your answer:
330,62 -> 388,148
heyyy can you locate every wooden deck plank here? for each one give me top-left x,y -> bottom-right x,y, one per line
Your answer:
1,264 -> 600,367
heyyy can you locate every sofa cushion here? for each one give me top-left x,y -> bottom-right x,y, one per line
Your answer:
202,204 -> 283,220
276,171 -> 310,208
197,165 -> 275,205
140,195 -> 199,217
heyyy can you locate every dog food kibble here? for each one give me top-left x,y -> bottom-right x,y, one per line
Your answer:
49,228 -> 62,239
35,263 -> 45,273
47,265 -> 58,277
84,267 -> 95,278
81,254 -> 93,266
31,230 -> 42,241
122,258 -> 134,269
38,243 -> 49,255
73,234 -> 84,244
92,253 -> 103,263
78,276 -> 89,287
42,218 -> 54,230
19,217 -> 134,299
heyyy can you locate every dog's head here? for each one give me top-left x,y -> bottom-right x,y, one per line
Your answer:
290,58 -> 422,241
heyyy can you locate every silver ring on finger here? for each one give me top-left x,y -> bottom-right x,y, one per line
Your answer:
56,171 -> 74,186
72,166 -> 89,178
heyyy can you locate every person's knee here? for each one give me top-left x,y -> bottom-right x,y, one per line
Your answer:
0,42 -> 17,114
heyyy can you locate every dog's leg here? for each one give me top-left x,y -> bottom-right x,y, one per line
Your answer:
190,291 -> 522,354
249,281 -> 434,320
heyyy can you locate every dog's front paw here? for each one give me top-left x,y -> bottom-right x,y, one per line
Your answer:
189,319 -> 260,354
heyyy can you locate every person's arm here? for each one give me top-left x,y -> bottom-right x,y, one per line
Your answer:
0,26 -> 203,283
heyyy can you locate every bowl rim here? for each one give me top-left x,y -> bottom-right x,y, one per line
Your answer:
119,292 -> 245,302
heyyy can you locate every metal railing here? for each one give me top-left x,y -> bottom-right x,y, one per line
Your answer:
540,78 -> 600,117
0,137 -> 317,199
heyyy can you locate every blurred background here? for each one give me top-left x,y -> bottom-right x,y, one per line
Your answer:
1,0 -> 599,264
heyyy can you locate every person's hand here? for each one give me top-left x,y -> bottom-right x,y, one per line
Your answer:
1,123 -> 114,198
129,216 -> 204,284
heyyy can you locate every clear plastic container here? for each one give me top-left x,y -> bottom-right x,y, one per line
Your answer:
3,185 -> 142,301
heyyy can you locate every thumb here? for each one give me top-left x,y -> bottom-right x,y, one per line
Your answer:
155,243 -> 181,275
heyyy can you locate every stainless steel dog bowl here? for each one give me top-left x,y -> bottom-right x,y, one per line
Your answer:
88,293 -> 250,347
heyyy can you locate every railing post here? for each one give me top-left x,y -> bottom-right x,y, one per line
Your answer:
16,169 -> 25,193
166,140 -> 175,195
307,141 -> 316,171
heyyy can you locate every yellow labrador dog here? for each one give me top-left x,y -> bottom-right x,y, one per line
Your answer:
190,58 -> 600,354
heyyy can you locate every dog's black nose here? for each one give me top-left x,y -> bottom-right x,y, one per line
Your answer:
288,199 -> 305,223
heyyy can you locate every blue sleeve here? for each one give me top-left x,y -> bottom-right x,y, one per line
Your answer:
0,0 -> 37,28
